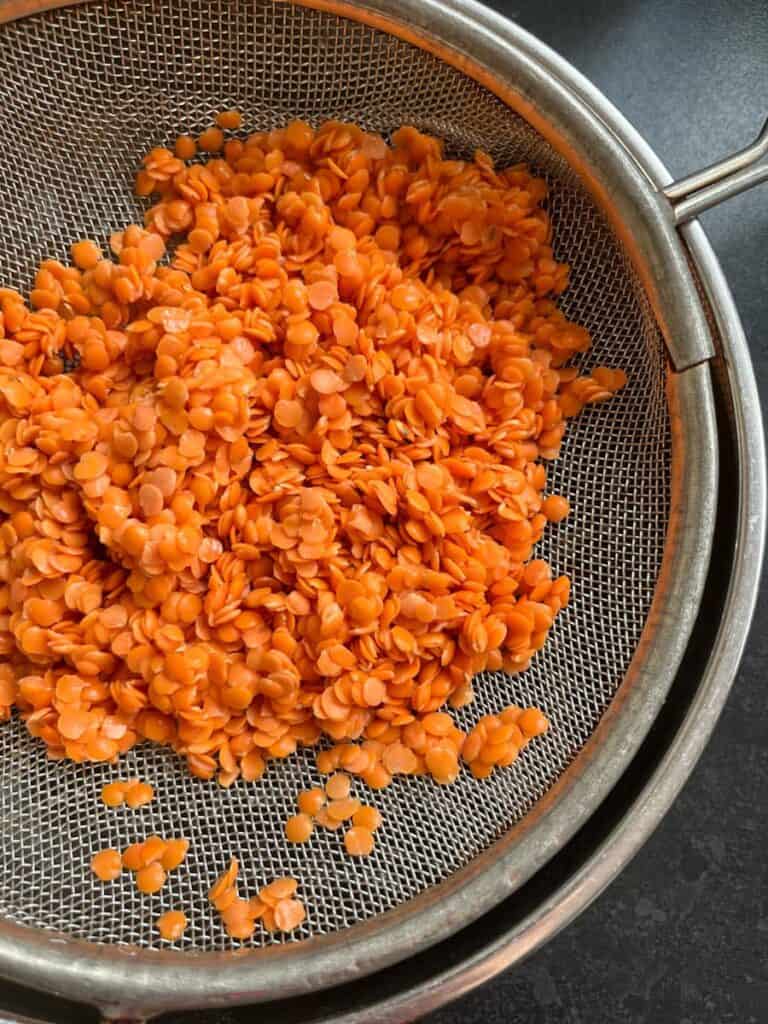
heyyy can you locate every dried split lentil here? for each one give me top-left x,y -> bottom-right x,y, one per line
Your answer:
100,776 -> 154,808
119,834 -> 189,896
0,118 -> 625,798
208,860 -> 305,939
285,812 -> 314,843
462,703 -> 544,779
156,908 -> 188,942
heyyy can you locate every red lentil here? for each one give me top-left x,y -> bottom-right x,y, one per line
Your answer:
325,773 -> 351,800
297,788 -> 326,816
160,838 -> 190,871
215,110 -> 242,131
124,780 -> 154,808
285,813 -> 314,843
100,779 -> 130,807
274,897 -> 306,932
352,805 -> 382,831
156,909 -> 187,941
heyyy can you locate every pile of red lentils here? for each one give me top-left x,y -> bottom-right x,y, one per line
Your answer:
0,113 -> 625,828
209,859 -> 306,939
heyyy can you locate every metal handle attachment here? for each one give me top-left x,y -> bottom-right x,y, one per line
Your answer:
664,117 -> 768,224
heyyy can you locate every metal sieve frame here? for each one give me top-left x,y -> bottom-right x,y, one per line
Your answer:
0,0 -> 752,1017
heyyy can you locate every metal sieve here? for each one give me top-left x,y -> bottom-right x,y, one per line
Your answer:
0,0 -> 764,1021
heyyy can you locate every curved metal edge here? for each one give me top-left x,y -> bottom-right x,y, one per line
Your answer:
0,0 -> 727,1017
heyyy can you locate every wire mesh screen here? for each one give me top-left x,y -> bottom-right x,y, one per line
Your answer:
0,0 -> 670,950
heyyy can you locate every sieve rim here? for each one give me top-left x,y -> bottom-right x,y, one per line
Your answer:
0,0 -> 721,1015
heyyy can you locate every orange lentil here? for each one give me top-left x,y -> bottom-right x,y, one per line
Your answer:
324,772 -> 351,801
160,838 -> 190,871
71,239 -> 102,270
272,399 -> 301,429
352,805 -> 382,831
307,280 -> 337,310
0,120 -> 622,815
139,835 -> 167,867
316,751 -> 339,775
297,788 -> 326,815
461,703 -> 545,778
541,495 -> 571,522
100,779 -> 129,807
327,796 -> 361,822
216,109 -> 242,131
220,896 -> 256,940
259,876 -> 298,906
198,126 -> 225,152
208,858 -> 239,906
517,707 -> 550,738
285,813 -> 314,843
124,780 -> 154,808
91,848 -> 122,882
156,909 -> 188,941
274,897 -> 306,932
314,807 -> 343,831
174,135 -> 197,160
136,861 -> 167,894
122,842 -> 145,872
425,746 -> 460,785
344,826 -> 375,857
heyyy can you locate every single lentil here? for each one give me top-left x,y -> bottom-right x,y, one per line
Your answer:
91,848 -> 122,881
344,826 -> 375,857
285,813 -> 314,843
156,909 -> 188,941
136,861 -> 167,894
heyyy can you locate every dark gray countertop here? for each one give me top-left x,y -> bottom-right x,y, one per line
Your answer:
428,1 -> 768,1021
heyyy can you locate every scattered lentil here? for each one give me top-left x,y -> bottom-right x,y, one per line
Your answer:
215,109 -> 243,131
156,909 -> 188,941
285,813 -> 314,843
100,779 -> 130,807
297,788 -> 326,816
324,773 -> 351,801
344,826 -> 375,857
352,805 -> 382,832
91,848 -> 122,881
274,897 -> 306,932
136,861 -> 167,894
124,780 -> 154,808
160,837 -> 190,871
461,704 -> 546,779
208,863 -> 306,940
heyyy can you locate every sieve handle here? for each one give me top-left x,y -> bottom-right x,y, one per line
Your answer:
663,116 -> 768,224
